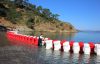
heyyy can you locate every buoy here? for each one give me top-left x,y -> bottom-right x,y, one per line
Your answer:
79,42 -> 84,53
88,42 -> 95,54
73,42 -> 80,53
29,36 -> 33,44
69,40 -> 74,52
60,40 -> 66,51
53,40 -> 61,50
22,35 -> 25,42
95,44 -> 100,55
83,43 -> 90,54
45,40 -> 52,49
31,37 -> 35,45
34,37 -> 38,46
44,38 -> 49,41
63,41 -> 70,52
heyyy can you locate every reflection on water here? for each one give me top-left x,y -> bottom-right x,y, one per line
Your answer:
0,32 -> 100,64
0,32 -> 10,46
19,31 -> 100,43
96,55 -> 100,63
43,49 -> 98,64
19,31 -> 75,41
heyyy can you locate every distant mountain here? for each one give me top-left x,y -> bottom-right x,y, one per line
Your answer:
78,30 -> 100,32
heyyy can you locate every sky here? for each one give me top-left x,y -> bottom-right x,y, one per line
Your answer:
29,0 -> 100,31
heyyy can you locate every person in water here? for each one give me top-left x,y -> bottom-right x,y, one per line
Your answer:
38,34 -> 43,46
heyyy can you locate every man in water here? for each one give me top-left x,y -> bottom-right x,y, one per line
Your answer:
38,34 -> 43,46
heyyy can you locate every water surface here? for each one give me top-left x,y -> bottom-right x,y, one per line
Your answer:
0,31 -> 100,64
19,31 -> 100,43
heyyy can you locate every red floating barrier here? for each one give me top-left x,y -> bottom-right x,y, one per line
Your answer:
88,42 -> 95,54
26,36 -> 30,44
79,41 -> 84,48
6,31 -> 98,55
60,40 -> 66,51
79,41 -> 84,53
60,40 -> 66,46
28,37 -> 31,44
34,37 -> 38,46
52,40 -> 58,43
69,40 -> 74,47
31,37 -> 35,45
89,42 -> 95,48
52,40 -> 58,49
69,40 -> 74,53
29,37 -> 34,44
23,36 -> 27,43
48,38 -> 50,40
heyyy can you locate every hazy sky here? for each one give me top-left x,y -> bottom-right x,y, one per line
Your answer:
29,0 -> 100,31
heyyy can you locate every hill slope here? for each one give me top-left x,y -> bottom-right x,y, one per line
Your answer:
0,0 -> 76,32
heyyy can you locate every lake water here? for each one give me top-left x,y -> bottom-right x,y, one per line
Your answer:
0,31 -> 100,64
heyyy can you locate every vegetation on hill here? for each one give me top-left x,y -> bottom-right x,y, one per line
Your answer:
0,0 -> 76,32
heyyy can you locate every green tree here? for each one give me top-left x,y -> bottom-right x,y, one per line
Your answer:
37,6 -> 42,13
51,14 -> 59,20
26,18 -> 35,29
7,8 -> 22,24
14,0 -> 29,8
0,4 -> 8,17
42,8 -> 51,19
31,4 -> 36,10
0,0 -> 10,3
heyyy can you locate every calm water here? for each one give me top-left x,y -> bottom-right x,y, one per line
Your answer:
20,31 -> 100,43
0,31 -> 100,64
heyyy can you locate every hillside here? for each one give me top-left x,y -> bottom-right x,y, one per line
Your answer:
0,0 -> 76,32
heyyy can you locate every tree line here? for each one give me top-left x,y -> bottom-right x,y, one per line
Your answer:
0,0 -> 60,21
